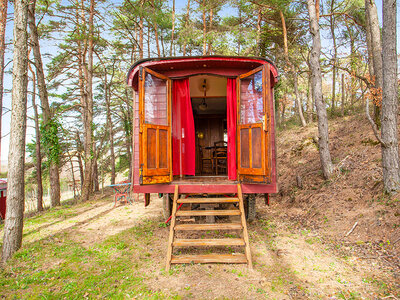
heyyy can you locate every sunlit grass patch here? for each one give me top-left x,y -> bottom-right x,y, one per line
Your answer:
0,218 -> 170,299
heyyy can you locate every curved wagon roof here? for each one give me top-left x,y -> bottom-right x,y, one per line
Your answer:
127,55 -> 279,91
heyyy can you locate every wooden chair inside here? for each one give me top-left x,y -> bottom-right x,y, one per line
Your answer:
199,145 -> 214,175
213,141 -> 227,175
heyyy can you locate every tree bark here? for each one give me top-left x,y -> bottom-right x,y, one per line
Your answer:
124,89 -> 133,181
307,0 -> 333,179
0,0 -> 7,174
294,71 -> 307,127
202,0 -> 206,55
28,0 -> 61,207
348,29 -> 356,110
364,3 -> 375,77
208,7 -> 213,54
170,0 -> 175,56
104,73 -> 115,185
365,0 -> 382,125
275,98 -> 280,128
2,0 -> 29,263
139,15 -> 143,59
67,153 -> 77,203
279,10 -> 306,127
341,73 -> 345,116
307,73 -> 313,123
182,0 -> 191,56
81,0 -> 95,202
92,158 -> 99,192
147,26 -> 150,57
153,21 -> 161,57
77,154 -> 84,191
381,0 -> 399,194
329,0 -> 337,115
256,8 -> 262,56
29,65 -> 43,212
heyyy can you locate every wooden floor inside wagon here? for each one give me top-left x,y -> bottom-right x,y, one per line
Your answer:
172,176 -> 237,185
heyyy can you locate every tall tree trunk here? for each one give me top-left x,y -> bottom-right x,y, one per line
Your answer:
208,7 -> 213,54
202,0 -> 206,55
294,71 -> 307,127
365,0 -> 382,125
2,0 -> 29,263
307,73 -> 313,123
92,158 -> 99,192
256,8 -> 262,56
349,32 -> 356,109
124,89 -> 133,181
381,0 -> 399,193
365,3 -> 375,78
81,0 -> 95,202
104,73 -> 115,185
307,0 -> 333,179
29,65 -> 43,212
153,22 -> 161,57
0,0 -> 7,174
160,28 -> 165,57
329,0 -> 337,115
68,153 -> 77,203
139,1 -> 144,59
182,0 -> 191,56
147,26 -> 150,57
275,98 -> 280,128
77,154 -> 84,191
28,0 -> 60,207
150,0 -> 161,57
281,101 -> 286,124
280,10 -> 306,127
341,73 -> 345,116
170,0 -> 175,56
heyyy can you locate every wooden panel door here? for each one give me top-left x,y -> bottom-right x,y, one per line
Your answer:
139,67 -> 172,184
237,65 -> 271,183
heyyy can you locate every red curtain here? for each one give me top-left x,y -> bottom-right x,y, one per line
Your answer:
227,78 -> 237,180
172,79 -> 195,176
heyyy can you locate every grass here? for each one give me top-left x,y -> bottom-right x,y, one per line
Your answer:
1,195 -> 396,299
0,218 -> 178,299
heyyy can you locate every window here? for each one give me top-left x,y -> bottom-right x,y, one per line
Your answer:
144,73 -> 168,125
239,70 -> 263,124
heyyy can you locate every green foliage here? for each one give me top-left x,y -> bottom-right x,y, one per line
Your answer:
40,118 -> 62,166
116,154 -> 130,173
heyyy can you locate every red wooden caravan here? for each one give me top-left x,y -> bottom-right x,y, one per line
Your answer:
127,56 -> 279,268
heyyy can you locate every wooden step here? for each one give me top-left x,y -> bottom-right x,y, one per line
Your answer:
174,223 -> 243,231
177,197 -> 239,204
173,238 -> 245,247
171,254 -> 247,264
176,209 -> 240,217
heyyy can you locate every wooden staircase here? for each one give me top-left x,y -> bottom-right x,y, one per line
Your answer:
166,184 -> 252,271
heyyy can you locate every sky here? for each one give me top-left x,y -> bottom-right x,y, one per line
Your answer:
0,0 -> 399,168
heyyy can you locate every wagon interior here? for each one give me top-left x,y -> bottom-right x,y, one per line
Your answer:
190,75 -> 227,177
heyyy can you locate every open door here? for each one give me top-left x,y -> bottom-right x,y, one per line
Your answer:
237,65 -> 271,184
139,67 -> 172,184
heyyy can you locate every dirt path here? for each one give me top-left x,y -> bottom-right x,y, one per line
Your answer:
145,204 -> 398,299
1,194 -> 397,299
1,193 -> 163,246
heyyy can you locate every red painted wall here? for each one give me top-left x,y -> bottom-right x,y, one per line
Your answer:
0,190 -> 6,220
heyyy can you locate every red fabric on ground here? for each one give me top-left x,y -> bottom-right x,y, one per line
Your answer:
172,79 -> 195,176
227,78 -> 237,180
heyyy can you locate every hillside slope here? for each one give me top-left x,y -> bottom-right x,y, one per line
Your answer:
265,114 -> 399,281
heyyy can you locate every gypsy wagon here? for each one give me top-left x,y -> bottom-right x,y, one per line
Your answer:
127,56 -> 278,269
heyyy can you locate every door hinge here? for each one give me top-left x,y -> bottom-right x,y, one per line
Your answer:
139,164 -> 144,185
139,66 -> 143,81
262,115 -> 270,132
